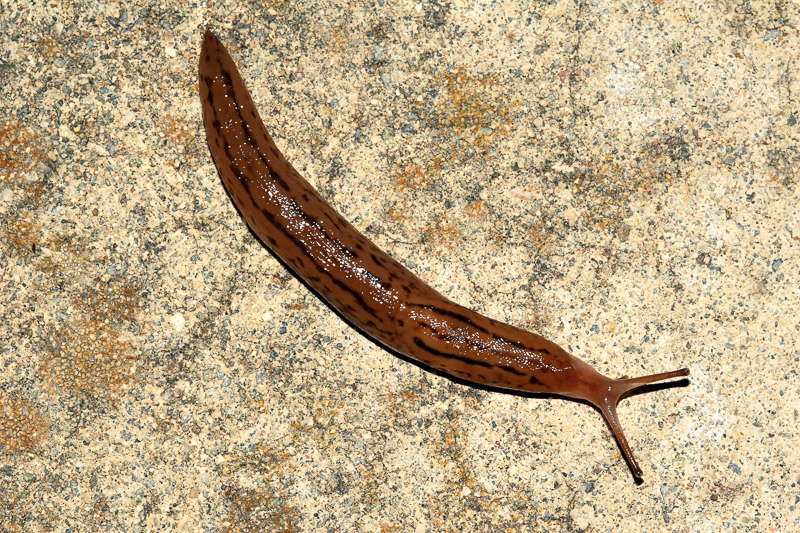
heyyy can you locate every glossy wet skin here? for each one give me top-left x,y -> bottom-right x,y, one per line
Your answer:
199,30 -> 688,479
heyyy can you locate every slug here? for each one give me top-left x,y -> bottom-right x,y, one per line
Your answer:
198,30 -> 689,479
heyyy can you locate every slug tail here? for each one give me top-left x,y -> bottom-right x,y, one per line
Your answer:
595,368 -> 689,479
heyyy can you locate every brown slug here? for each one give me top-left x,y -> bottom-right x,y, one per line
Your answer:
198,30 -> 689,479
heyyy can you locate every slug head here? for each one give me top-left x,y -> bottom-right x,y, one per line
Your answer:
575,365 -> 690,479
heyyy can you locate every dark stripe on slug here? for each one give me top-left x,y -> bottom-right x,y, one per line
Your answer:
412,338 -> 494,369
219,68 -> 236,95
364,320 -> 398,340
407,303 -> 490,334
231,166 -> 251,193
205,82 -> 215,107
438,308 -> 477,326
331,278 -> 380,318
416,320 -> 499,356
291,253 -> 306,268
492,333 -> 538,354
413,302 -> 545,354
416,321 -> 434,333
498,364 -> 526,376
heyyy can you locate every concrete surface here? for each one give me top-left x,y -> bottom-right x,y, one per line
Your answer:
0,0 -> 798,531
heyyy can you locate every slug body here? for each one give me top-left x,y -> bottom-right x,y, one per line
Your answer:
199,31 -> 688,478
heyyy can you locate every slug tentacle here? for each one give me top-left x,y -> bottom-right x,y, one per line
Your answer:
592,368 -> 691,478
198,30 -> 690,479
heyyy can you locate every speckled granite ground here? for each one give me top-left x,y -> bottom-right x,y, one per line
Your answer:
0,1 -> 798,531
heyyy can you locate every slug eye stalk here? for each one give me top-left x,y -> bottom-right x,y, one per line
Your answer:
594,368 -> 691,478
